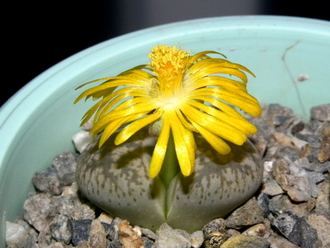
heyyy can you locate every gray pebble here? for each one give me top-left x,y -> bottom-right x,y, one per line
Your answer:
311,104 -> 330,121
142,236 -> 155,248
69,219 -> 92,246
288,216 -> 319,248
52,151 -> 78,186
154,223 -> 191,248
273,158 -> 319,202
225,197 -> 265,229
268,211 -> 298,239
23,193 -> 60,233
32,168 -> 62,195
50,214 -> 72,244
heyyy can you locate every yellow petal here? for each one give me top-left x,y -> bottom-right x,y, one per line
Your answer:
98,117 -> 129,148
193,87 -> 262,117
90,99 -> 157,134
115,109 -> 163,145
187,100 -> 257,135
191,121 -> 231,155
182,104 -> 247,145
191,95 -> 245,119
167,109 -> 195,177
186,76 -> 247,93
149,117 -> 170,178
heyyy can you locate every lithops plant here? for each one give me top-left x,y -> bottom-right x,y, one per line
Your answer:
74,44 -> 263,232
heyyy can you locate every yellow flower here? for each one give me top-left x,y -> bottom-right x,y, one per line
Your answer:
75,44 -> 262,178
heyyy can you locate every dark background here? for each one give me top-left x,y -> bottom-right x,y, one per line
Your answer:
2,1 -> 330,107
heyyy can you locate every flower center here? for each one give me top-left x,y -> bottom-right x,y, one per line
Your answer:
148,45 -> 190,103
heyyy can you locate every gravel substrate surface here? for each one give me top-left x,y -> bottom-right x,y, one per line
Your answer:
6,103 -> 330,248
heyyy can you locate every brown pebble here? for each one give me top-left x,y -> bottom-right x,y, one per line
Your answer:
318,122 -> 330,163
119,220 -> 144,248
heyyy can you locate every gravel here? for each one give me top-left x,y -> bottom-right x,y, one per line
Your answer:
6,103 -> 330,248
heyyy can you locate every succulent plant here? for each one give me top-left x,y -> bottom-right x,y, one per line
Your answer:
74,44 -> 263,232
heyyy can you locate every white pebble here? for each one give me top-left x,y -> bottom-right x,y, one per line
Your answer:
6,221 -> 28,246
264,160 -> 274,173
72,130 -> 93,153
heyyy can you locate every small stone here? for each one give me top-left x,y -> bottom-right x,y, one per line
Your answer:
257,193 -> 270,218
48,242 -> 70,248
267,104 -> 294,120
70,219 -> 92,246
318,121 -> 330,163
142,236 -> 155,248
291,121 -> 305,135
274,146 -> 300,162
220,234 -> 270,248
189,230 -> 204,248
50,214 -> 72,244
32,168 -> 62,195
267,233 -> 300,248
268,211 -> 298,239
89,218 -> 108,248
52,151 -> 78,185
315,179 -> 330,214
306,213 -> 330,247
108,217 -> 123,242
72,130 -> 93,153
273,115 -> 292,129
249,132 -> 268,157
311,104 -> 330,121
291,136 -> 309,150
269,194 -> 316,217
203,230 -> 231,248
107,240 -> 122,248
61,182 -> 79,197
242,223 -> 271,239
23,193 -> 60,233
273,158 -> 318,202
37,231 -> 54,247
81,119 -> 94,131
202,219 -> 230,248
225,197 -> 265,229
59,194 -> 95,220
288,216 -> 319,247
98,212 -> 113,225
154,223 -> 191,248
262,179 -> 284,196
271,132 -> 294,146
118,220 -> 144,248
295,133 -> 320,149
202,218 -> 226,236
6,221 -> 29,246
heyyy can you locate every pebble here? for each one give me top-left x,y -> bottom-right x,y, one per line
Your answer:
287,216 -> 319,248
225,197 -> 265,229
32,168 -> 62,195
6,222 -> 29,246
52,151 -> 78,186
70,219 -> 92,246
72,130 -> 93,153
154,223 -> 193,248
6,103 -> 330,247
50,214 -> 72,244
220,234 -> 270,248
310,103 -> 330,121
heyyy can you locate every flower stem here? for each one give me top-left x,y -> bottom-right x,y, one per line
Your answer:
159,132 -> 180,189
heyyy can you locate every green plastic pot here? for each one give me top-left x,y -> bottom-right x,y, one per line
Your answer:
1,16 -> 330,245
